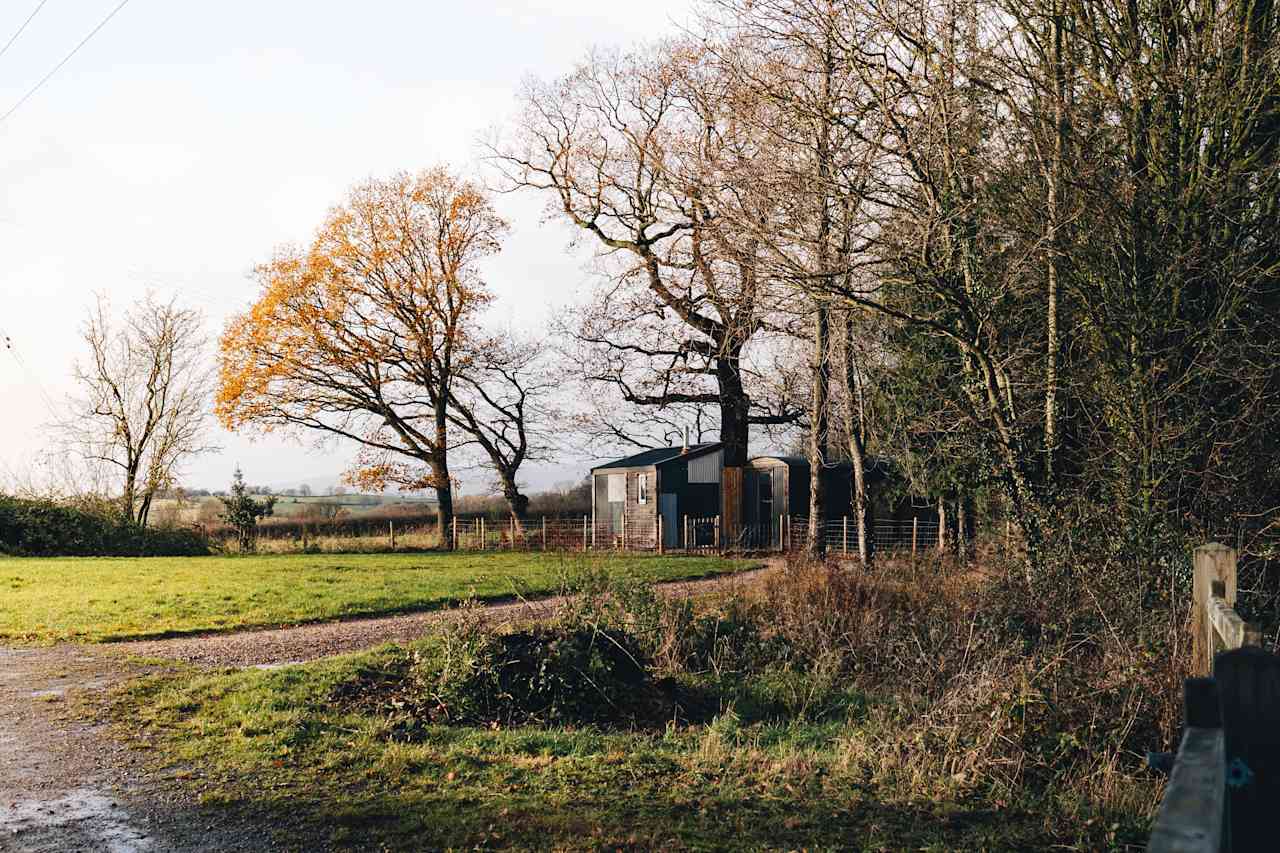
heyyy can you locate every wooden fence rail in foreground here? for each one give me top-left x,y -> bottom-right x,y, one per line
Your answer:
1149,544 -> 1277,853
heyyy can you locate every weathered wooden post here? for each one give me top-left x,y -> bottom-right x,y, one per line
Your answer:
451,517 -> 457,550
912,518 -> 918,557
583,515 -> 589,551
480,517 -> 486,550
714,516 -> 720,550
1194,544 -> 1238,676
621,514 -> 627,552
657,515 -> 664,555
541,517 -> 547,551
936,497 -> 946,553
843,517 -> 848,555
389,520 -> 396,550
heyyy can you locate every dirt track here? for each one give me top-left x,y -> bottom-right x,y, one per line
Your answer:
0,646 -> 289,852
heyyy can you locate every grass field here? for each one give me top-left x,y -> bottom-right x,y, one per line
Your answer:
0,552 -> 756,644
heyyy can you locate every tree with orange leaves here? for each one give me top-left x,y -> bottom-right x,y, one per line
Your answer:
216,168 -> 504,547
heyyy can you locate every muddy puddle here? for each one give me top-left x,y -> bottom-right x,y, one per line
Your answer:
1,787 -> 154,852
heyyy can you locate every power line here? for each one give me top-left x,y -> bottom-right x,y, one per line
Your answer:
0,0 -> 51,64
1,326 -> 59,415
0,0 -> 131,126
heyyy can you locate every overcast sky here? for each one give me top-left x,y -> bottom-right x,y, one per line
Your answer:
0,0 -> 698,495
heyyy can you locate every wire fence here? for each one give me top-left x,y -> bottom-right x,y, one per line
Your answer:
446,515 -> 730,553
782,517 -> 945,554
221,513 -> 957,556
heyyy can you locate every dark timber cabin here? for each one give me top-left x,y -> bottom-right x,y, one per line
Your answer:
741,456 -> 899,545
591,443 -> 724,549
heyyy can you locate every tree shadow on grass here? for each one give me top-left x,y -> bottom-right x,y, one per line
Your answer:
205,786 -> 1118,852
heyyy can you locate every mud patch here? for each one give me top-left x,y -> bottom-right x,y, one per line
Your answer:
2,787 -> 153,852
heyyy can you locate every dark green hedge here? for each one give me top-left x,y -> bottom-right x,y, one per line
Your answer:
0,496 -> 210,557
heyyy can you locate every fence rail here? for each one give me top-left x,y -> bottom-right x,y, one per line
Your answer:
1149,543 -> 1276,853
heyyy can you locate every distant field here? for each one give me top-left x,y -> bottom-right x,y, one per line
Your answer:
0,552 -> 757,645
148,493 -> 438,525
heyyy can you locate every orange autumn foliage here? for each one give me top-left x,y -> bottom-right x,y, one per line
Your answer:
217,168 -> 505,531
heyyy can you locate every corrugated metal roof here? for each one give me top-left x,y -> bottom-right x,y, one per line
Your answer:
591,442 -> 723,472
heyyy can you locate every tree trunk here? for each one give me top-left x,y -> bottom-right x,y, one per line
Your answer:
851,441 -> 868,565
121,459 -> 139,525
808,302 -> 830,557
936,496 -> 947,554
716,351 -> 751,469
1044,1 -> 1066,477
842,310 -> 869,565
434,474 -> 454,549
717,348 -> 750,542
500,472 -> 530,531
955,497 -> 967,562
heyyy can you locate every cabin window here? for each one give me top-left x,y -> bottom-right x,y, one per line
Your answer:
607,473 -> 625,502
638,473 -> 649,504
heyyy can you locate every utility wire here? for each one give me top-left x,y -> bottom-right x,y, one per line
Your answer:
2,326 -> 60,415
0,0 -> 131,126
0,0 -> 50,64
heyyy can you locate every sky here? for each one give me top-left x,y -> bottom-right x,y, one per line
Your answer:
0,0 -> 698,496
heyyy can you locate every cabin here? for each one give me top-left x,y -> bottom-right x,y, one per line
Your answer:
591,443 -> 724,549
591,443 -> 961,552
739,456 -> 889,545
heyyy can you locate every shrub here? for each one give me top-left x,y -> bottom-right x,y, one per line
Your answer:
406,615 -> 661,728
0,495 -> 209,557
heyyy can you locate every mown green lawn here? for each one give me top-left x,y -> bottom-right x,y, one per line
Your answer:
0,552 -> 755,644
110,642 -> 1150,852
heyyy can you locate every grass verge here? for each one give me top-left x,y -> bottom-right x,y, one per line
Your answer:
113,644 -> 1098,851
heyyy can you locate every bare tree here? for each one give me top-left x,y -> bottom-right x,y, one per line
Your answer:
447,334 -> 558,526
495,41 -> 803,535
61,294 -> 214,526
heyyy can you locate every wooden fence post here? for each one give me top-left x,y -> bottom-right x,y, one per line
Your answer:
843,516 -> 848,555
714,516 -> 720,550
1194,543 -> 1238,676
541,517 -> 547,551
480,517 -> 486,550
389,520 -> 396,550
912,518 -> 918,557
657,516 -> 664,555
583,515 -> 588,551
622,514 -> 627,552
451,517 -> 457,551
